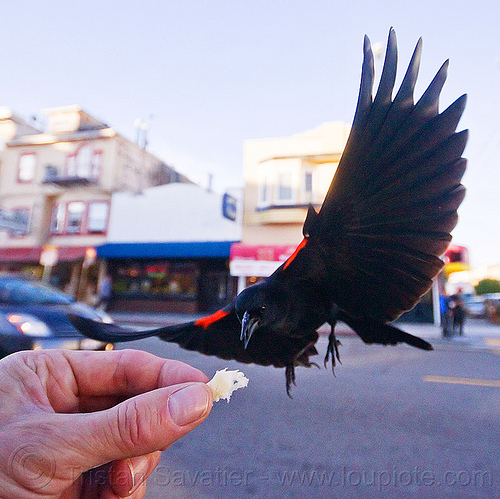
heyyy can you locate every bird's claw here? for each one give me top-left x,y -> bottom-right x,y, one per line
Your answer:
324,331 -> 342,375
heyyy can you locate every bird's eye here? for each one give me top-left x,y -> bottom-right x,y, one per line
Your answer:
261,305 -> 266,313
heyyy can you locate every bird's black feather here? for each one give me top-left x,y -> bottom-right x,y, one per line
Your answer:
68,29 -> 467,395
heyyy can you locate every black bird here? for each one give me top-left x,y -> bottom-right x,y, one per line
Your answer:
69,29 -> 467,395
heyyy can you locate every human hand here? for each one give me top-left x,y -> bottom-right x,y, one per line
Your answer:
0,349 -> 213,498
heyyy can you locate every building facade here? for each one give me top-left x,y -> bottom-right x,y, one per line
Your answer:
0,105 -> 190,299
99,183 -> 241,313
231,121 -> 442,324
231,122 -> 350,292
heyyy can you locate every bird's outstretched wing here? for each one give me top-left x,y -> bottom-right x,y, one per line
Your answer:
68,308 -> 318,368
285,28 -> 467,322
69,30 -> 465,374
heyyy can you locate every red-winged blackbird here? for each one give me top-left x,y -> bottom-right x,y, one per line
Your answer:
69,29 -> 467,395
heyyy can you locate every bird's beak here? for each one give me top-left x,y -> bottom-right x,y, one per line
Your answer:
240,311 -> 259,349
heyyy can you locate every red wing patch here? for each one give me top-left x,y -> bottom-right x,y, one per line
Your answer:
194,309 -> 231,329
283,238 -> 308,270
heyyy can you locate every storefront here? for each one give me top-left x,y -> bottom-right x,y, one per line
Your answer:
98,241 -> 237,313
0,245 -> 99,300
230,242 -> 442,325
0,247 -> 42,274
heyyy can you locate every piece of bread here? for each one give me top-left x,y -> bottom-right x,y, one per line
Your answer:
207,368 -> 249,402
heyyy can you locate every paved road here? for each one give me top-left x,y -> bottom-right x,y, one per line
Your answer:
111,318 -> 500,499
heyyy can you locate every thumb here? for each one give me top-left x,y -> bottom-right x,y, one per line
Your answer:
71,382 -> 212,470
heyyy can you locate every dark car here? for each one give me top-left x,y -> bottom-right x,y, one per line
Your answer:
0,274 -> 114,358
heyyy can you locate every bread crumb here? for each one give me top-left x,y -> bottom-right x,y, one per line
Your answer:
207,368 -> 249,402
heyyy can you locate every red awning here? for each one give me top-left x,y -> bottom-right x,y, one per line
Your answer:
57,246 -> 89,262
0,246 -> 91,264
0,247 -> 42,263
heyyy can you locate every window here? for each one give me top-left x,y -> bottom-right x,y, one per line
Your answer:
76,146 -> 92,177
303,170 -> 315,203
258,175 -> 271,207
18,154 -> 36,182
65,202 -> 85,233
87,202 -> 109,233
50,204 -> 66,234
0,277 -> 73,305
50,201 -> 109,235
66,155 -> 77,177
304,172 -> 313,193
111,261 -> 199,298
91,151 -> 102,178
277,172 -> 293,202
65,146 -> 102,179
9,209 -> 30,237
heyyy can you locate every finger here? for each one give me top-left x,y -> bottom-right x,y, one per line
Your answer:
109,452 -> 161,497
63,349 -> 210,398
78,457 -> 158,499
114,485 -> 147,499
78,463 -> 112,499
68,381 -> 212,469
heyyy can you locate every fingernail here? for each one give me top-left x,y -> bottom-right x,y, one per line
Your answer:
125,458 -> 136,495
125,456 -> 149,496
168,384 -> 210,426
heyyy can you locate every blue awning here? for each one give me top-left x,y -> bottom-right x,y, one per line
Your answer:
97,241 -> 237,259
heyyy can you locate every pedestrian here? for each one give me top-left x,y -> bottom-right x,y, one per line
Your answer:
96,274 -> 112,311
0,349 -> 213,498
440,294 -> 452,338
450,288 -> 466,336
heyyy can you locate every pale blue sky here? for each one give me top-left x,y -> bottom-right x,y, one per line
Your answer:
1,1 -> 499,267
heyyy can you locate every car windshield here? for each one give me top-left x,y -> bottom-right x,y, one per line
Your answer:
0,277 -> 74,305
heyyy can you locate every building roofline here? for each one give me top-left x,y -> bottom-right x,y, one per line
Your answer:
6,128 -> 117,146
258,152 -> 343,165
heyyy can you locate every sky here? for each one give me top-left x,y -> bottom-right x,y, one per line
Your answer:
1,1 -> 499,268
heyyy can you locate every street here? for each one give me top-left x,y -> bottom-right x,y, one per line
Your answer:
112,317 -> 500,498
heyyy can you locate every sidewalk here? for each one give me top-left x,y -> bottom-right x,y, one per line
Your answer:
110,311 -> 500,344
400,318 -> 500,352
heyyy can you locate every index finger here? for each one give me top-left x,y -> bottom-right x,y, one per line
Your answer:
63,349 -> 209,398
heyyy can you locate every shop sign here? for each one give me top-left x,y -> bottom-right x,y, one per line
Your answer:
222,193 -> 237,221
230,243 -> 297,277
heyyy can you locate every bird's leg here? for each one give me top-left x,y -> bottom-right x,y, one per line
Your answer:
324,304 -> 342,374
285,340 -> 319,397
285,364 -> 296,398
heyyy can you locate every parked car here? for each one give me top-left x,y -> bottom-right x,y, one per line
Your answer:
0,274 -> 113,358
483,293 -> 500,324
462,295 -> 486,318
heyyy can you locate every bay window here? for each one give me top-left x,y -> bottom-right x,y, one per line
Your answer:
50,200 -> 109,235
277,172 -> 293,203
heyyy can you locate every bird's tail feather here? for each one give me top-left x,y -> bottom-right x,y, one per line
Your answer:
67,314 -> 166,342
